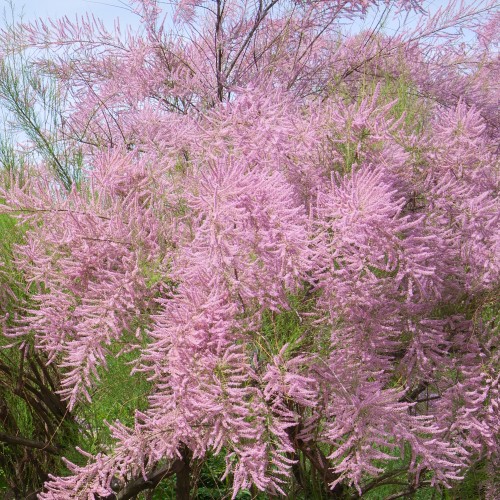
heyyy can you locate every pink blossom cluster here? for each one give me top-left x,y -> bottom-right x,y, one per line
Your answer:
0,0 -> 498,498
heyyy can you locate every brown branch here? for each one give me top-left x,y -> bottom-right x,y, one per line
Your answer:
401,382 -> 429,403
0,207 -> 111,220
32,351 -> 58,392
215,0 -> 224,102
0,431 -> 60,455
97,460 -> 185,500
224,0 -> 280,80
300,444 -> 345,497
175,446 -> 191,500
290,428 -> 345,498
357,468 -> 408,497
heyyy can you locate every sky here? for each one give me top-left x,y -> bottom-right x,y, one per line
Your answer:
14,0 -> 452,32
10,0 -> 140,28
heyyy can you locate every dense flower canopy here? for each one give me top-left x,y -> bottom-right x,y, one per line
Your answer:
0,0 -> 498,498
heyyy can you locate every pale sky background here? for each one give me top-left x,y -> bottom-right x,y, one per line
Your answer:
11,0 -> 452,33
9,0 -> 141,27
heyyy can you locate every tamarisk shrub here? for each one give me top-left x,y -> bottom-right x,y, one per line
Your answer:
0,0 -> 498,498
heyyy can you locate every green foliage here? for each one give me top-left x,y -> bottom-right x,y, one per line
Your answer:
73,348 -> 152,460
260,295 -> 306,356
0,212 -> 27,314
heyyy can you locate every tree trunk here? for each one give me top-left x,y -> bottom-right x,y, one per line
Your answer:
175,447 -> 191,500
